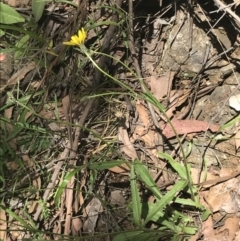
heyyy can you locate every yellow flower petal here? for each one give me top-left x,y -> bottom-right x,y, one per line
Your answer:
63,28 -> 87,46
81,28 -> 87,40
77,30 -> 84,44
63,41 -> 76,45
78,29 -> 82,38
71,36 -> 80,45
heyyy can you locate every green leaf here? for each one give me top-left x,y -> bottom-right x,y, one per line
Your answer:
175,197 -> 204,209
144,180 -> 188,225
141,202 -> 164,221
15,35 -> 30,60
0,29 -> 5,36
0,3 -> 25,24
88,160 -> 125,170
182,226 -> 198,235
0,24 -> 42,40
134,159 -> 163,200
130,164 -> 142,227
54,167 -> 82,206
1,206 -> 33,229
114,230 -> 174,241
113,231 -> 143,241
32,0 -> 45,22
219,115 -> 240,131
159,153 -> 188,179
201,209 -> 211,221
159,153 -> 198,198
142,91 -> 166,112
5,122 -> 23,141
160,218 -> 182,232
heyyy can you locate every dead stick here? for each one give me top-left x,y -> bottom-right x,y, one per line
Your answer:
213,0 -> 240,26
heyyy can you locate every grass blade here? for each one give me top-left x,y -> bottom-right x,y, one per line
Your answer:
130,164 -> 142,227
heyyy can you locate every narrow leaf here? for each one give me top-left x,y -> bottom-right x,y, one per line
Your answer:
142,202 -> 164,221
15,35 -> 30,60
159,153 -> 187,179
89,160 -> 125,170
130,164 -> 142,227
201,210 -> 211,221
144,180 -> 188,224
32,0 -> 45,22
0,24 -> 42,40
182,226 -> 198,235
134,159 -> 162,199
175,197 -> 204,209
113,231 -> 144,241
54,167 -> 82,206
2,206 -> 32,229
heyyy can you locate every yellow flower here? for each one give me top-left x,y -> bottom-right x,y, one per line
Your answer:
63,28 -> 87,46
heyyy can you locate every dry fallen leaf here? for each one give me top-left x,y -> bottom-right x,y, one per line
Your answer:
136,100 -> 150,126
0,61 -> 36,93
109,165 -> 129,173
165,89 -> 189,119
7,0 -> 30,7
83,197 -> 102,233
4,106 -> 17,150
4,107 -> 13,133
149,71 -> 175,100
62,95 -> 70,120
0,53 -> 5,61
28,200 -> 38,214
48,122 -> 63,132
118,126 -> 138,160
109,190 -> 127,206
205,173 -> 239,213
133,125 -> 156,147
71,217 -> 83,236
22,154 -> 34,168
133,101 -> 157,148
0,208 -> 7,241
215,215 -> 239,241
190,167 -> 216,185
162,119 -> 220,138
